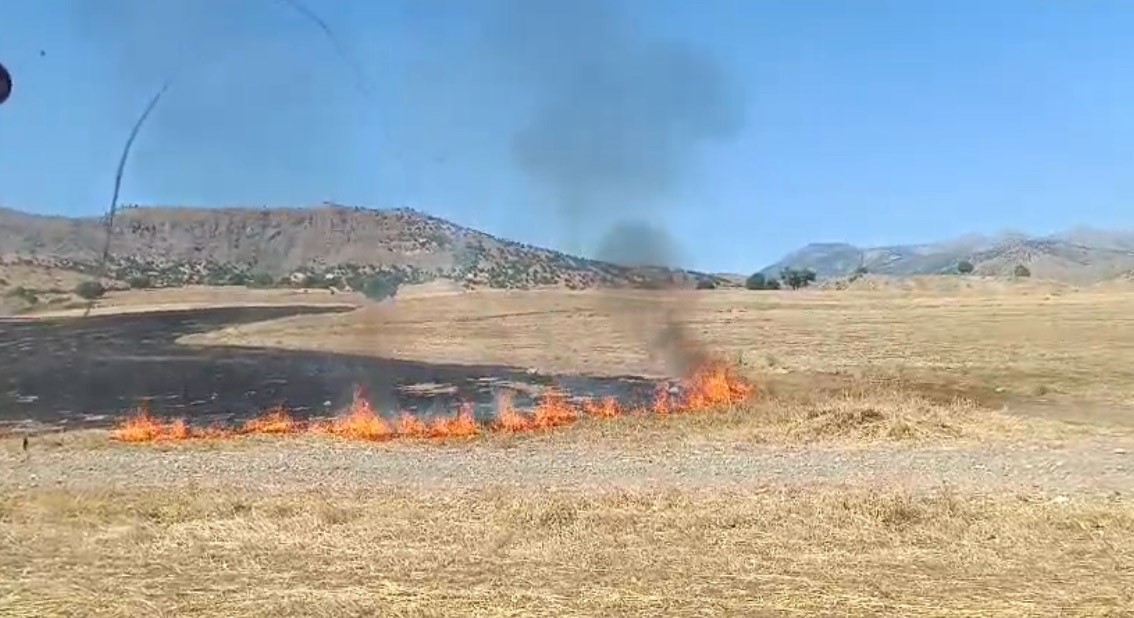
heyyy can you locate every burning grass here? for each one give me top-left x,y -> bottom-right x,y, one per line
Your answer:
2,484 -> 1132,616
110,361 -> 754,445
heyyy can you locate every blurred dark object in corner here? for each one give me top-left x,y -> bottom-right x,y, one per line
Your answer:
0,61 -> 11,105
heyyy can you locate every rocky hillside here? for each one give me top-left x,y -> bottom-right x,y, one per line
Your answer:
0,204 -> 724,291
762,229 -> 1134,283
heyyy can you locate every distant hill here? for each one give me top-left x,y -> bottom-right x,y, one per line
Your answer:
0,204 -> 726,293
761,228 -> 1134,283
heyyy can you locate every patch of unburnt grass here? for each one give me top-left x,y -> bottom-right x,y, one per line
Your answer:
2,485 -> 1132,616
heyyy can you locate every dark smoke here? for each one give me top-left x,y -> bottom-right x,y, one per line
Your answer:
483,0 -> 745,248
594,221 -> 687,269
482,0 -> 746,375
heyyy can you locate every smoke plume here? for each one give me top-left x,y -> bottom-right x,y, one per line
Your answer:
483,0 -> 745,248
482,0 -> 746,374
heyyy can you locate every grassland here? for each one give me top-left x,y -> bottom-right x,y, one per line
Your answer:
3,278 -> 1134,616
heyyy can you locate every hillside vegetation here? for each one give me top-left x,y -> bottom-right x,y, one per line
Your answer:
0,204 -> 724,295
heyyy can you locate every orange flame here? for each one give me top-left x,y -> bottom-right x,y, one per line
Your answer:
531,388 -> 578,429
428,403 -> 480,439
241,406 -> 299,435
582,396 -> 622,419
493,392 -> 534,432
319,394 -> 393,441
111,360 -> 755,446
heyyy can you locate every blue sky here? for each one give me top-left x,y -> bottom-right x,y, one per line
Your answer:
2,0 -> 1133,273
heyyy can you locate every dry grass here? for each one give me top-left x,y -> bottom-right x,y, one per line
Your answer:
7,280 -> 1134,616
1,485 -> 1131,617
179,284 -> 1134,406
17,285 -> 363,318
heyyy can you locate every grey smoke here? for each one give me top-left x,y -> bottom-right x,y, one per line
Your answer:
594,221 -> 687,269
483,0 -> 746,257
481,0 -> 746,375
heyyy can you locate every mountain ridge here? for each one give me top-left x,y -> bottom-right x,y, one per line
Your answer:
761,229 -> 1134,282
0,203 -> 725,292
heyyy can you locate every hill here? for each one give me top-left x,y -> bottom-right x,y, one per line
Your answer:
0,204 -> 725,295
761,229 -> 1134,282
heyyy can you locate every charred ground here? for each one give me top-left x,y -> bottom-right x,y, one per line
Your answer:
0,305 -> 656,432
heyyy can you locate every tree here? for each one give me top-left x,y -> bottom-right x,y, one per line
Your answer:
75,280 -> 106,300
1014,264 -> 1031,278
695,278 -> 717,290
745,272 -> 767,290
957,260 -> 975,274
360,273 -> 402,302
780,268 -> 817,290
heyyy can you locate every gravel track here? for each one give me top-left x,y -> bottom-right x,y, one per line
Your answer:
5,438 -> 1133,496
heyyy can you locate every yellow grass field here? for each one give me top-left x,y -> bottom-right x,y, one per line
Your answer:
4,278 -> 1134,616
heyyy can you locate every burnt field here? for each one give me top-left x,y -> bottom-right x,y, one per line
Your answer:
0,306 -> 656,431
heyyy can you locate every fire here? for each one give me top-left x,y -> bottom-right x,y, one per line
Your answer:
582,396 -> 622,419
111,359 -> 755,446
318,393 -> 393,441
493,392 -> 535,432
241,406 -> 299,435
428,403 -> 480,438
531,388 -> 578,429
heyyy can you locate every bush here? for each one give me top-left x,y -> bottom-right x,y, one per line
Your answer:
126,275 -> 152,289
695,278 -> 717,290
1014,264 -> 1031,278
246,272 -> 275,288
780,268 -> 817,290
360,273 -> 402,302
75,280 -> 106,300
8,286 -> 38,304
957,260 -> 975,274
746,272 -> 784,291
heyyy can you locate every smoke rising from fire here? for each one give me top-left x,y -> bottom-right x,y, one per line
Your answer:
482,0 -> 745,249
482,0 -> 746,374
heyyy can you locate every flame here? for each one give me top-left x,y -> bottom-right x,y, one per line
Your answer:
493,392 -> 535,432
111,403 -> 168,442
427,403 -> 480,438
582,396 -> 622,419
319,393 -> 393,441
531,388 -> 578,429
241,406 -> 299,435
111,359 -> 755,445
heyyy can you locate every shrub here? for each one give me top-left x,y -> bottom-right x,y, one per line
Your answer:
695,278 -> 717,290
1014,264 -> 1031,278
126,275 -> 152,289
957,260 -> 975,274
75,280 -> 106,300
360,273 -> 402,302
246,272 -> 275,288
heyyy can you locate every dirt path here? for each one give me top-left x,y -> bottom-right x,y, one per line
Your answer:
5,436 -> 1133,496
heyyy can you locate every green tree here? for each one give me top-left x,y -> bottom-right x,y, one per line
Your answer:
1014,264 -> 1031,278
695,278 -> 717,290
780,268 -> 817,290
745,272 -> 767,290
75,280 -> 106,300
360,273 -> 402,302
957,260 -> 975,274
